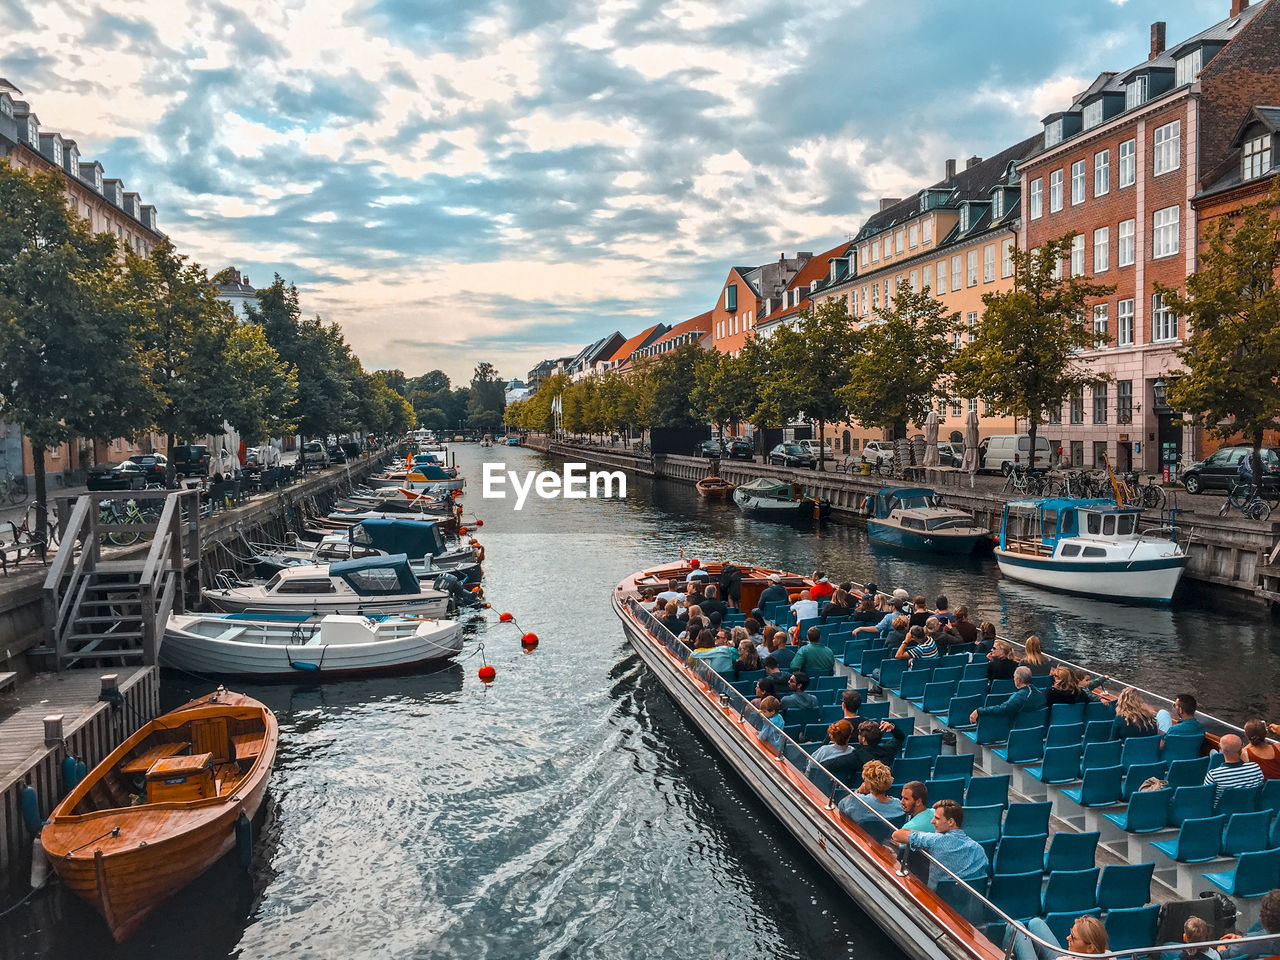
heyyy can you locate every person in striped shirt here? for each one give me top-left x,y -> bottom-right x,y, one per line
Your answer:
1205,734 -> 1264,803
894,625 -> 938,663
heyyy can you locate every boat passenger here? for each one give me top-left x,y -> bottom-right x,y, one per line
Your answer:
986,641 -> 1017,684
848,594 -> 880,626
1242,720 -> 1280,779
658,604 -> 683,637
1220,888 -> 1280,958
810,720 -> 854,766
750,657 -> 786,706
1205,734 -> 1265,803
932,595 -> 954,626
974,620 -> 998,656
688,630 -> 736,674
791,627 -> 835,675
1045,666 -> 1090,707
820,588 -> 853,623
685,558 -> 709,581
678,616 -> 703,643
1159,694 -> 1206,750
899,781 -> 935,834
685,581 -> 706,609
1110,688 -> 1160,740
943,606 -> 978,645
831,720 -> 908,784
656,579 -> 685,604
851,589 -> 911,638
757,573 -> 791,612
789,590 -> 819,624
895,625 -> 938,664
718,562 -> 742,609
837,760 -> 903,828
834,690 -> 867,734
744,617 -> 763,650
1175,916 -> 1221,960
780,671 -> 818,712
810,573 -> 834,601
970,666 -> 1045,724
736,636 -> 760,673
908,596 -> 931,629
1008,913 -> 1110,960
889,799 -> 989,885
1020,635 -> 1051,676
699,584 -> 728,620
757,697 -> 785,750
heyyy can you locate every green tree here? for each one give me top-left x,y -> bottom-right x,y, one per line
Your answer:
1158,180 -> 1280,482
0,161 -> 149,522
841,285 -> 958,439
646,343 -> 706,427
952,235 -> 1115,464
466,361 -> 506,432
219,323 -> 298,445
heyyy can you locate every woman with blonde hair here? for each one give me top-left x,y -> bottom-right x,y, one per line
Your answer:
1020,635 -> 1051,676
837,759 -> 901,824
736,636 -> 761,673
1110,687 -> 1159,740
1045,665 -> 1087,707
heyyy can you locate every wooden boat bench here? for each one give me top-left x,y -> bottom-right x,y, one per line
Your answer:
232,733 -> 266,762
0,671 -> 16,696
120,740 -> 191,776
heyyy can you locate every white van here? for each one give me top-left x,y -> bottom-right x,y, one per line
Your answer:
979,434 -> 1052,473
798,439 -> 836,459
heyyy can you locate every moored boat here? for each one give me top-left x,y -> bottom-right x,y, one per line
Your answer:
161,612 -> 464,677
994,497 -> 1188,602
40,688 -> 277,942
866,487 -> 990,554
695,475 -> 736,499
732,477 -> 830,519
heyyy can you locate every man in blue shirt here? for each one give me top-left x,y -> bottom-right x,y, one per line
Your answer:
852,588 -> 911,638
780,671 -> 818,711
891,799 -> 988,883
1158,693 -> 1206,749
970,666 -> 1045,724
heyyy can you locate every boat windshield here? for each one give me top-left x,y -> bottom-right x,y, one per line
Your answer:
895,494 -> 936,510
926,516 -> 971,531
1084,511 -> 1138,537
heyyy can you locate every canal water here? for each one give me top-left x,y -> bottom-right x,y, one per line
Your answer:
4,443 -> 1278,959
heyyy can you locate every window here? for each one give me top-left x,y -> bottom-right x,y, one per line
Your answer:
1001,238 -> 1014,278
1093,385 -> 1108,424
1119,139 -> 1135,187
969,398 -> 978,414
1154,121 -> 1180,176
1118,219 -> 1135,267
872,240 -> 880,263
724,285 -> 737,311
959,204 -> 970,232
1152,205 -> 1180,259
991,189 -> 1004,219
1125,75 -> 1148,110
1243,135 -> 1273,180
1047,402 -> 1062,424
1049,169 -> 1063,212
910,269 -> 918,292
1030,178 -> 1042,219
51,140 -> 62,166
936,260 -> 947,291
967,312 -> 977,330
909,224 -> 918,249
951,255 -> 962,293
1118,299 -> 1134,346
1070,390 -> 1084,424
1092,442 -> 1109,469
872,284 -> 880,310
1093,303 -> 1108,342
1152,292 -> 1177,342
966,250 -> 978,287
1117,380 -> 1133,422
861,288 -> 868,314
951,398 -> 963,417
895,231 -> 904,255
1070,440 -> 1084,467
1070,235 -> 1085,276
983,244 -> 995,283
883,278 -> 890,307
1044,120 -> 1063,148
1093,227 -> 1109,273
952,331 -> 962,350
1176,48 -> 1202,86
1071,160 -> 1085,205
1082,101 -> 1103,130
860,244 -> 869,266
983,400 -> 995,416
1094,149 -> 1110,196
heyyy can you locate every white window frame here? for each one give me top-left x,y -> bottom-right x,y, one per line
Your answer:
983,244 -> 995,283
922,218 -> 932,243
1093,227 -> 1109,273
966,250 -> 978,287
1049,169 -> 1063,212
1094,149 -> 1110,197
1243,135 -> 1273,180
1118,299 -> 1134,346
872,240 -> 880,263
1151,292 -> 1177,342
1030,178 -> 1042,219
909,224 -> 919,249
1118,219 -> 1135,267
1176,48 -> 1202,86
1153,121 -> 1180,176
1125,75 -> 1148,111
951,255 -> 962,293
936,260 -> 946,292
895,231 -> 904,255
1119,139 -> 1135,188
1001,239 -> 1014,279
1092,303 -> 1108,344
1152,205 -> 1180,259
1070,235 -> 1085,277
1071,160 -> 1086,205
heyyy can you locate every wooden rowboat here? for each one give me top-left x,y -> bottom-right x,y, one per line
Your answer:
695,475 -> 736,499
40,688 -> 277,942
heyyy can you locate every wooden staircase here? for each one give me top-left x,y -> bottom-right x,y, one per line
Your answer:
42,491 -> 201,670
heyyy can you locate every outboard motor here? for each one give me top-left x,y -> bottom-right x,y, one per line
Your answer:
434,572 -> 483,607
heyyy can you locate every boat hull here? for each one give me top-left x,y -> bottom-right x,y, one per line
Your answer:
994,548 -> 1187,602
201,592 -> 453,617
867,520 -> 988,554
40,691 -> 276,942
733,493 -> 831,519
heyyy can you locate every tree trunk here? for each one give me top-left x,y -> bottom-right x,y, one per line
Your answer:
165,432 -> 176,486
32,444 -> 47,540
817,420 -> 826,471
1027,418 -> 1039,473
1252,430 -> 1265,493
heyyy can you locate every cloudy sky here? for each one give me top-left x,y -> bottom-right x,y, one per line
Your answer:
1,0 -> 1237,385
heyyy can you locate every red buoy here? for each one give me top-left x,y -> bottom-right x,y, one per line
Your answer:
458,526 -> 468,535
520,632 -> 539,649
478,664 -> 496,682
475,519 -> 483,527
498,612 -> 513,622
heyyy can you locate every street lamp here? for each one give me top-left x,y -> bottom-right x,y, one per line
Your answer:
1153,377 -> 1167,407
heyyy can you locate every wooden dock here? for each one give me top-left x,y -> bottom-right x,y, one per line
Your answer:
0,666 -> 159,886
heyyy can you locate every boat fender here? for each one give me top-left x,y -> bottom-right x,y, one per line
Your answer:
30,836 -> 49,889
290,660 -> 320,672
19,784 -> 43,836
61,756 -> 80,795
236,812 -> 253,869
861,495 -> 873,514
77,759 -> 86,786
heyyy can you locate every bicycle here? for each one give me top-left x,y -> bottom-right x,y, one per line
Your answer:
20,500 -> 59,548
1002,465 -> 1048,497
1218,480 -> 1272,521
99,498 -> 161,546
1118,471 -> 1166,510
0,472 -> 29,506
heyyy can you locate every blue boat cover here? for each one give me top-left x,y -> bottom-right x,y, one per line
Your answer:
329,554 -> 420,594
410,463 -> 453,481
351,517 -> 446,557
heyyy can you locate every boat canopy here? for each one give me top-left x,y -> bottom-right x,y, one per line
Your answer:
412,453 -> 443,466
1001,497 -> 1142,547
737,477 -> 796,497
873,487 -> 938,517
408,463 -> 453,481
350,517 -> 446,558
329,554 -> 420,595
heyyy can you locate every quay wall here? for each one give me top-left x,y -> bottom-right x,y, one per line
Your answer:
523,436 -> 1280,606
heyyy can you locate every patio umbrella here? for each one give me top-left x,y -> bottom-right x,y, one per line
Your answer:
961,409 -> 980,487
922,410 -> 940,467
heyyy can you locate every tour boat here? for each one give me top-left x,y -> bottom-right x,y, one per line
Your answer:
695,475 -> 736,500
613,560 -> 1274,960
865,487 -> 990,554
994,498 -> 1188,602
161,612 -> 464,677
505,436 -> 520,446
203,554 -> 456,617
732,477 -> 830,519
40,689 -> 276,942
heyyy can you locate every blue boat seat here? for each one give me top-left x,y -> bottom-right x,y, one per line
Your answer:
945,694 -> 983,730
1216,786 -> 1261,819
877,659 -> 906,689
961,662 -> 987,682
1102,788 -> 1171,835
963,804 -> 1004,845
898,670 -> 932,703
1084,700 -> 1116,724
811,675 -> 847,692
965,774 -> 1011,809
860,701 -> 890,721
1003,802 -> 1052,838
921,680 -> 958,714
1223,811 -> 1274,856
1151,814 -> 1226,863
922,777 -> 967,806
992,833 -> 1047,877
1045,723 -> 1084,749
1161,735 -> 1203,762
933,754 -> 975,783
885,716 -> 915,738
989,679 -> 1016,697
954,679 -> 988,699
1104,905 -> 1160,951
1259,779 -> 1280,815
992,727 -> 1045,765
1049,703 -> 1086,727
1045,909 -> 1100,946
1082,740 -> 1122,771
1167,756 -> 1210,790
1042,867 -> 1099,914
1026,745 -> 1083,785
987,870 -> 1042,921
1096,862 -> 1155,911
1121,761 -> 1169,801
1082,720 -> 1114,745
818,705 -> 844,724
1044,831 -> 1099,872
902,732 -> 943,759
1119,735 -> 1162,769
1201,847 -> 1280,898
1170,785 -> 1215,827
1060,765 -> 1123,807
891,755 -> 934,784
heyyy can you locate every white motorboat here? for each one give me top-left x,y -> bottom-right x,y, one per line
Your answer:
732,477 -> 830,519
161,612 -> 464,678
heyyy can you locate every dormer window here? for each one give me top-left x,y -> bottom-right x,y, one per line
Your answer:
50,140 -> 61,166
959,204 -> 970,232
0,96 -> 10,118
1125,75 -> 1148,110
919,193 -> 928,213
1082,101 -> 1103,130
66,146 -> 78,172
1243,135 -> 1273,180
1175,48 -> 1203,86
26,117 -> 39,146
991,189 -> 1004,220
724,284 -> 737,312
1044,119 -> 1064,149
95,170 -> 103,192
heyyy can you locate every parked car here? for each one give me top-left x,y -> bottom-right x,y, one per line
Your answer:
935,442 -> 963,468
87,461 -> 148,491
301,441 -> 330,468
327,445 -> 348,464
861,440 -> 895,464
341,441 -> 363,461
169,444 -> 210,477
695,439 -> 724,458
798,439 -> 836,461
768,443 -> 817,469
979,434 -> 1052,474
1181,445 -> 1280,494
724,438 -> 755,461
129,453 -> 168,485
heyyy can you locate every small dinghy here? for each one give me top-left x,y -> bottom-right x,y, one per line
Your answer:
696,475 -> 736,499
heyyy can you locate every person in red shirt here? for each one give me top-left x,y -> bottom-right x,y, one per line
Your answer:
810,572 -> 834,601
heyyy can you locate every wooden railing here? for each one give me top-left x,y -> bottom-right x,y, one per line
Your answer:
138,489 -> 200,663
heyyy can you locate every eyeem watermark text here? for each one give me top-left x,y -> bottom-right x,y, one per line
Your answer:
481,462 -> 627,510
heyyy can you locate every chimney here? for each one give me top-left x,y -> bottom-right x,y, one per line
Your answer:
966,155 -> 983,169
1150,21 -> 1166,60
797,251 -> 813,260
945,158 -> 957,179
879,197 -> 902,212
1232,0 -> 1249,16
